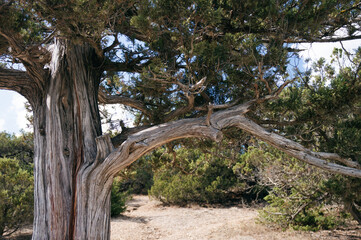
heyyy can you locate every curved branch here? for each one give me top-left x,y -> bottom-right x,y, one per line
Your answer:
216,115 -> 361,178
0,68 -> 38,100
111,125 -> 151,148
163,95 -> 195,122
97,98 -> 361,180
0,30 -> 48,91
98,87 -> 152,118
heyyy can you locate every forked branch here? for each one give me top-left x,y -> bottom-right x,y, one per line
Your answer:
99,98 -> 361,179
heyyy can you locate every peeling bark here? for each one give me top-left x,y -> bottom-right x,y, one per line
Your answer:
31,39 -> 104,239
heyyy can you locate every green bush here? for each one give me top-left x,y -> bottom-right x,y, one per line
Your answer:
148,141 -> 257,205
149,169 -> 202,205
240,144 -> 350,231
110,178 -> 130,217
0,157 -> 33,237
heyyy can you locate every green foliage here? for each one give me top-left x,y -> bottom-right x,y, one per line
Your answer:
150,170 -> 202,205
239,144 -> 351,231
0,132 -> 33,169
0,157 -> 33,237
110,178 -> 130,217
147,139 -> 267,205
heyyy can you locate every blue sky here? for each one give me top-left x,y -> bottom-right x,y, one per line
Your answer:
0,90 -> 28,134
1,40 -> 360,135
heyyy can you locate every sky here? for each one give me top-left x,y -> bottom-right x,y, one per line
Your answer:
0,40 -> 360,135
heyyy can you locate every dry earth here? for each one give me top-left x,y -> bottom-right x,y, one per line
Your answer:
111,195 -> 361,240
6,195 -> 361,239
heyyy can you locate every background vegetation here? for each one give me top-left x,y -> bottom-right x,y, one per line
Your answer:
0,133 -> 33,237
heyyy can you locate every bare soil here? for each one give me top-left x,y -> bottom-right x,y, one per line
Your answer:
110,195 -> 361,240
5,195 -> 361,239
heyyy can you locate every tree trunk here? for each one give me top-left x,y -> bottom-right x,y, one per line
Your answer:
31,39 -> 113,239
344,200 -> 361,225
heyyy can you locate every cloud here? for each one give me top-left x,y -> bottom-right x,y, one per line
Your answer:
295,39 -> 361,70
11,94 -> 29,131
100,104 -> 134,133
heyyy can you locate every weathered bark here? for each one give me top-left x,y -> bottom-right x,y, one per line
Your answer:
0,68 -> 38,103
344,200 -> 361,225
31,39 -> 108,239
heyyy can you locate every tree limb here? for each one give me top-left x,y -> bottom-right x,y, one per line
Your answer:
217,115 -> 361,178
286,35 -> 361,43
98,86 -> 152,118
103,56 -> 151,73
163,95 -> 195,122
0,68 -> 38,101
98,98 -> 361,179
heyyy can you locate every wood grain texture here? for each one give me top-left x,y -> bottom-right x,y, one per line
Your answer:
31,39 -> 103,239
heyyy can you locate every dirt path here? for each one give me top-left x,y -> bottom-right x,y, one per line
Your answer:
7,195 -> 361,239
110,195 -> 361,240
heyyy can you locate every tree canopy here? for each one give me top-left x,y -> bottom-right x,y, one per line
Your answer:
1,0 -> 361,239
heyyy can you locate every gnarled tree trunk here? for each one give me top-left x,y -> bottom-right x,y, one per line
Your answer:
31,39 -> 113,239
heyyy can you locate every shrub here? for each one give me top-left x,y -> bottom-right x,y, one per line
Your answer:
240,144 -> 350,231
149,169 -> 202,205
110,178 -> 130,217
0,157 -> 33,237
148,142 -> 254,205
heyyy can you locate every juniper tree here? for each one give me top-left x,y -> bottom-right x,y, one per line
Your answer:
1,0 -> 361,239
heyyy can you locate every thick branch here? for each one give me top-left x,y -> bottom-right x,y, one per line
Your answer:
111,125 -> 151,148
0,31 -> 48,91
316,152 -> 361,169
219,115 -> 361,178
0,68 -> 38,100
98,98 -> 361,180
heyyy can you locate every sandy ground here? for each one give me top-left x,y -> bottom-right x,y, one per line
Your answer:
110,195 -> 361,240
6,195 -> 361,239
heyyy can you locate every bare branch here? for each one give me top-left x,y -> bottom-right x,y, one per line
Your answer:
287,35 -> 361,44
216,115 -> 361,178
98,86 -> 152,118
316,152 -> 361,169
163,95 -> 195,122
103,34 -> 119,53
98,98 -> 361,179
0,30 -> 48,91
274,80 -> 292,96
0,68 -> 38,100
111,125 -> 151,148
